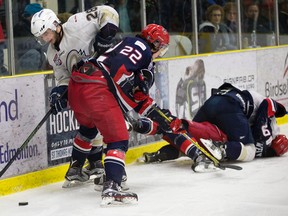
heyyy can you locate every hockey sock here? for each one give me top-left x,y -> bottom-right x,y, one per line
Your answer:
104,149 -> 125,185
179,139 -> 199,160
72,136 -> 92,166
87,146 -> 103,163
164,133 -> 199,160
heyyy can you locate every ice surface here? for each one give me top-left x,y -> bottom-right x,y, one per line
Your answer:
1,125 -> 288,216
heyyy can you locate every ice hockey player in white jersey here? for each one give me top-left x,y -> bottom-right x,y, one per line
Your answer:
30,6 -> 119,185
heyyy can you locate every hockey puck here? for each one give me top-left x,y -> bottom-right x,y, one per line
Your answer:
18,202 -> 28,206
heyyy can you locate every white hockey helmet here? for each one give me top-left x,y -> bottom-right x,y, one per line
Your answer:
31,9 -> 60,38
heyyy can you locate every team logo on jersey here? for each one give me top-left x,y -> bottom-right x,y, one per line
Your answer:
53,54 -> 62,66
66,49 -> 89,72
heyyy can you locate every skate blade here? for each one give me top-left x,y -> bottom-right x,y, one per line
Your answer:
192,163 -> 220,173
62,179 -> 93,188
120,182 -> 129,191
94,184 -> 129,192
94,184 -> 103,192
83,169 -> 105,178
136,156 -> 146,163
100,196 -> 138,207
89,173 -> 104,180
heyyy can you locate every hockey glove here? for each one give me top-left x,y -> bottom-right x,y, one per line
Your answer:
133,70 -> 152,102
271,135 -> 288,156
133,90 -> 149,102
136,71 -> 150,94
147,108 -> 182,134
133,69 -> 154,102
170,118 -> 183,133
49,85 -> 68,115
94,34 -> 114,56
139,69 -> 154,92
132,117 -> 160,135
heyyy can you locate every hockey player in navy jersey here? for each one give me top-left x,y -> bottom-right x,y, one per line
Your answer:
138,83 -> 288,172
67,24 -> 184,205
194,83 -> 287,160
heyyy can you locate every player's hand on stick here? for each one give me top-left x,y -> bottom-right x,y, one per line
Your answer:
161,109 -> 183,133
148,108 -> 183,134
49,85 -> 68,115
169,118 -> 183,133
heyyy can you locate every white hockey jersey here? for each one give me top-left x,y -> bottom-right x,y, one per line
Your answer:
47,5 -> 119,86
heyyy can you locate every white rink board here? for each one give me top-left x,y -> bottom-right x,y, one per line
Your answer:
256,48 -> 288,108
167,51 -> 257,117
0,75 -> 48,178
167,47 -> 288,116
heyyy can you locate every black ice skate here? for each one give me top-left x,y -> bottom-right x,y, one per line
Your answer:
62,160 -> 89,188
83,160 -> 105,179
101,180 -> 138,206
94,171 -> 129,191
191,154 -> 218,173
142,151 -> 167,163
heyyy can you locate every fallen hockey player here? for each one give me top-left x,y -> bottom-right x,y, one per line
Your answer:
135,83 -> 288,172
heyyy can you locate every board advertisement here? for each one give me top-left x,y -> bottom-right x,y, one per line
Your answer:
0,75 -> 47,178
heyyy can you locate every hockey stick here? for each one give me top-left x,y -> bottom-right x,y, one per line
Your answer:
0,89 -> 68,178
0,108 -> 53,178
151,106 -> 242,171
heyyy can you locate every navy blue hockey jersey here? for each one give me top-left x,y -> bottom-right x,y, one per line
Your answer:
97,36 -> 155,114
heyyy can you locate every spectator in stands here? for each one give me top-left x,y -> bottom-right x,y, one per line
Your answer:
144,0 -> 160,29
198,4 -> 235,53
106,0 -> 132,33
279,0 -> 288,34
198,0 -> 226,23
125,0 -> 141,32
0,0 -> 8,76
223,2 -> 238,49
224,2 -> 237,33
116,0 -> 132,32
13,3 -> 46,73
263,2 -> 278,46
242,2 -> 271,47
